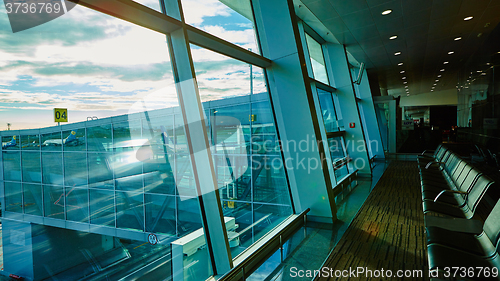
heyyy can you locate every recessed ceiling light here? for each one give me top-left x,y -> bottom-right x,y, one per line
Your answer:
487,63 -> 491,65
440,69 -> 445,71
390,35 -> 398,40
382,9 -> 392,15
402,77 -> 406,79
400,70 -> 405,73
431,90 -> 434,92
407,94 -> 410,96
477,70 -> 482,73
464,16 -> 473,21
394,52 -> 401,55
437,75 -> 442,77
398,62 -> 403,66
443,61 -> 449,64
482,73 -> 487,75
433,83 -> 437,86
448,51 -> 454,55
403,81 -> 407,84
405,85 -> 408,88
454,37 -> 462,41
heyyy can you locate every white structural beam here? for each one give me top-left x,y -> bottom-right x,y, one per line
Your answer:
161,0 -> 232,278
324,44 -> 371,175
253,0 -> 337,222
355,69 -> 385,159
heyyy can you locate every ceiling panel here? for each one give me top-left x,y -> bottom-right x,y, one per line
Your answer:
303,0 -> 500,96
328,0 -> 369,15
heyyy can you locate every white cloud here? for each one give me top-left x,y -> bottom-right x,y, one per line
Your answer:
181,0 -> 231,25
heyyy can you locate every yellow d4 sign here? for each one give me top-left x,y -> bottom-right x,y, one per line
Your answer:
54,108 -> 68,122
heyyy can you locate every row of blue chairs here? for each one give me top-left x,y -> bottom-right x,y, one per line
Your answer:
418,145 -> 500,280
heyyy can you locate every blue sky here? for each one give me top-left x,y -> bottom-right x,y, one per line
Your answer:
0,0 -> 264,130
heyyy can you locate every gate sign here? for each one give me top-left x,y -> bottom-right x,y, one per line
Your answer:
54,108 -> 68,122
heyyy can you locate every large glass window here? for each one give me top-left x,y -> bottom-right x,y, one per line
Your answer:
317,89 -> 339,133
192,47 -> 293,258
305,33 -> 329,84
181,0 -> 260,54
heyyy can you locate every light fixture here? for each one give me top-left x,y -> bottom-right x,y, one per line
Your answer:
440,69 -> 445,71
454,37 -> 462,41
448,51 -> 454,55
407,94 -> 410,96
390,35 -> 398,40
402,76 -> 406,79
431,90 -> 434,92
398,62 -> 403,66
482,73 -> 487,75
394,52 -> 401,55
435,80 -> 439,82
405,85 -> 408,88
403,81 -> 407,84
382,9 -> 392,15
477,70 -> 482,73
464,16 -> 473,21
400,70 -> 405,73
443,61 -> 449,64
433,83 -> 437,86
437,75 -> 442,77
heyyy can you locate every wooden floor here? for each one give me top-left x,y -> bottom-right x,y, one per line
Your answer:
317,161 -> 428,280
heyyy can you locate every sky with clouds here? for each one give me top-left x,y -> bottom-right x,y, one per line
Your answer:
0,0 -> 264,131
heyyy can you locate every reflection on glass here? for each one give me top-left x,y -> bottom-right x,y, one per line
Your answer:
44,185 -> 65,219
317,89 -> 338,132
66,187 -> 89,222
3,151 -> 21,181
23,183 -> 42,216
41,132 -> 63,151
5,182 -> 22,213
87,125 -> 112,152
305,33 -> 329,84
88,153 -> 114,188
2,135 -> 18,150
181,0 -> 259,53
90,189 -> 115,226
328,137 -> 349,181
63,129 -> 86,151
145,193 -> 176,235
42,152 -> 63,185
64,152 -> 88,186
20,134 -> 40,150
22,151 -> 41,183
192,47 -> 293,259
116,191 -> 144,231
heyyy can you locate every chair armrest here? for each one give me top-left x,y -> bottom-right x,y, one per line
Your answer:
421,149 -> 435,155
434,189 -> 468,202
425,161 -> 446,170
424,215 -> 483,235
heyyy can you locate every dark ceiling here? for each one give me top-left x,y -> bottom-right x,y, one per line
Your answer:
301,0 -> 500,97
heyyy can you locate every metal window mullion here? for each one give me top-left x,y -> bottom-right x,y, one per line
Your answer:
162,0 -> 232,276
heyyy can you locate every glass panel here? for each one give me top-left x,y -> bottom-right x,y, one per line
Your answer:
145,194 -> 176,235
317,89 -> 338,133
87,125 -> 112,152
62,129 -> 86,151
22,151 -> 41,183
90,189 -> 115,226
64,152 -> 88,186
144,153 -> 176,194
41,132 -> 62,151
42,152 -> 63,185
116,191 -> 144,231
66,187 -> 89,223
192,47 -> 293,258
23,183 -> 43,216
5,182 -> 22,213
43,185 -> 65,219
328,137 -> 349,181
88,152 -> 114,188
177,196 -> 203,237
132,0 -> 161,11
2,135 -> 18,150
3,151 -> 21,181
181,0 -> 260,53
113,120 -> 142,147
305,33 -> 329,84
20,134 -> 40,150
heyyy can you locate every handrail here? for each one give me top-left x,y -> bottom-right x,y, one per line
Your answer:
218,208 -> 311,281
